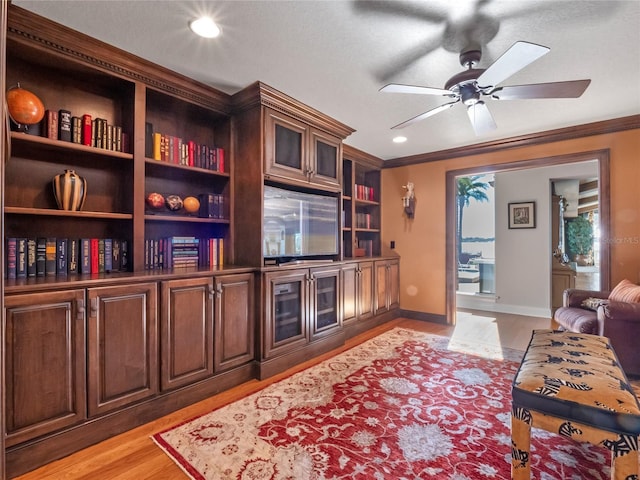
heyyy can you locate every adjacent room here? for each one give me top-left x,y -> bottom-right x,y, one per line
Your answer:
1,1 -> 639,479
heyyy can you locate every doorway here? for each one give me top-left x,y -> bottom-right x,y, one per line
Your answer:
445,150 -> 610,325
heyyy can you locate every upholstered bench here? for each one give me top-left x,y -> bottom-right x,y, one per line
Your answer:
511,329 -> 640,480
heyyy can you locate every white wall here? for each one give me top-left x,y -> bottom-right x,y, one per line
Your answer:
457,160 -> 598,317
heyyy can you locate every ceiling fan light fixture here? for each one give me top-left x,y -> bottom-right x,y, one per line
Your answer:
189,16 -> 221,38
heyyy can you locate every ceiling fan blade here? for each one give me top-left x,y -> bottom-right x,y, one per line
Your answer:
380,83 -> 455,96
391,100 -> 459,129
477,41 -> 549,88
467,101 -> 496,135
491,79 -> 591,99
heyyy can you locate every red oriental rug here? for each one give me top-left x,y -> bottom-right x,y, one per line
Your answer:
152,328 -> 616,479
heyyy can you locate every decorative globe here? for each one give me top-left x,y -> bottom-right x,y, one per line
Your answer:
183,196 -> 200,214
165,194 -> 183,211
7,84 -> 45,127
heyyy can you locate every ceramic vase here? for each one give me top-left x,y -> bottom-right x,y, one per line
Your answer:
53,169 -> 87,211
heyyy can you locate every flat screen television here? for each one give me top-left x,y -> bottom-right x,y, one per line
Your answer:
263,184 -> 339,262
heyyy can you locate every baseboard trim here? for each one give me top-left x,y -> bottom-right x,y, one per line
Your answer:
399,309 -> 447,324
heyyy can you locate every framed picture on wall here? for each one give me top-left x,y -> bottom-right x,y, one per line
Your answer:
508,201 -> 536,229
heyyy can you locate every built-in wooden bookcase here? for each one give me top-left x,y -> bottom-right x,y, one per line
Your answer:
342,145 -> 383,259
4,5 -> 234,280
143,88 -> 232,264
4,32 -> 136,270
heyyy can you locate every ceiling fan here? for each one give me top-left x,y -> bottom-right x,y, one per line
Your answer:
380,41 -> 591,135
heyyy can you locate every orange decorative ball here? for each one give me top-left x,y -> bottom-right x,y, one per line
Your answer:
7,85 -> 45,126
183,196 -> 200,214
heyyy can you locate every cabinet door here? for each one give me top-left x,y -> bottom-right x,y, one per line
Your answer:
264,108 -> 309,183
388,259 -> 400,310
358,261 -> 375,320
342,262 -> 358,325
310,265 -> 341,339
375,260 -> 389,315
214,272 -> 255,372
310,127 -> 342,189
264,269 -> 309,358
160,277 -> 214,391
4,289 -> 86,447
87,283 -> 158,417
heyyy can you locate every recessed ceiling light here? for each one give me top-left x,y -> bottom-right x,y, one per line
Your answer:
393,136 -> 407,143
189,16 -> 221,38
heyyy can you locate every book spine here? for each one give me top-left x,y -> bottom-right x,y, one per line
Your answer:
68,238 -> 79,274
152,132 -> 161,160
58,110 -> 72,142
6,238 -> 17,279
91,238 -> 99,274
112,239 -> 121,271
82,114 -> 92,146
121,240 -> 128,271
57,238 -> 68,276
16,238 -> 27,278
36,238 -> 47,277
98,239 -> 105,273
80,239 -> 91,274
104,238 -> 113,272
27,238 -> 37,277
71,116 -> 82,144
45,238 -> 57,276
115,125 -> 122,152
44,110 -> 58,140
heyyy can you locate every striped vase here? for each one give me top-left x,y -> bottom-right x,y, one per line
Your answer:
52,169 -> 87,211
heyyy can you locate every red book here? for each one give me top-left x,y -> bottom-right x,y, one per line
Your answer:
90,238 -> 99,274
188,141 -> 195,167
217,147 -> 224,173
81,114 -> 92,146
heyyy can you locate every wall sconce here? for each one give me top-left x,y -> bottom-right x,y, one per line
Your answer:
402,182 -> 415,218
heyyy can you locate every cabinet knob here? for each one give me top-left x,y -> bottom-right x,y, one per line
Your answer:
215,283 -> 223,297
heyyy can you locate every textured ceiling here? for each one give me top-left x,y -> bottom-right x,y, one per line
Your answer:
12,0 -> 640,160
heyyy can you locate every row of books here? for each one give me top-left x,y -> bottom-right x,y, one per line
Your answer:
144,236 -> 224,270
43,110 -> 127,153
145,123 -> 225,172
354,183 -> 376,202
5,237 -> 129,279
355,212 -> 374,229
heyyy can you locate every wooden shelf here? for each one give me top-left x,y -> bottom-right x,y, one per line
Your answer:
5,206 -> 133,220
354,227 -> 380,233
145,158 -> 230,178
354,198 -> 379,206
144,214 -> 229,224
11,132 -> 133,160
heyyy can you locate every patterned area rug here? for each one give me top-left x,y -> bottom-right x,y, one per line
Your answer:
153,328 -> 617,479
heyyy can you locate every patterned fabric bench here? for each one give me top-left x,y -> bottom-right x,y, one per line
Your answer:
511,329 -> 640,480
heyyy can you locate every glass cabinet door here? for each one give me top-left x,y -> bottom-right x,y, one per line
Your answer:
311,128 -> 341,188
273,280 -> 303,343
265,108 -> 308,183
310,266 -> 341,338
264,269 -> 309,359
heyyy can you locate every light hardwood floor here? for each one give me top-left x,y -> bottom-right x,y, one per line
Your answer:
13,311 -> 553,480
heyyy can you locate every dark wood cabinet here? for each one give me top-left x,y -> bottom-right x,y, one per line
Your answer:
4,289 -> 86,447
265,108 -> 342,190
342,260 -> 375,326
160,277 -> 214,391
375,259 -> 400,315
87,283 -> 158,416
214,272 -> 255,372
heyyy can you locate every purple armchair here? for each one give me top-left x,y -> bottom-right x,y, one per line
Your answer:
554,287 -> 640,377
